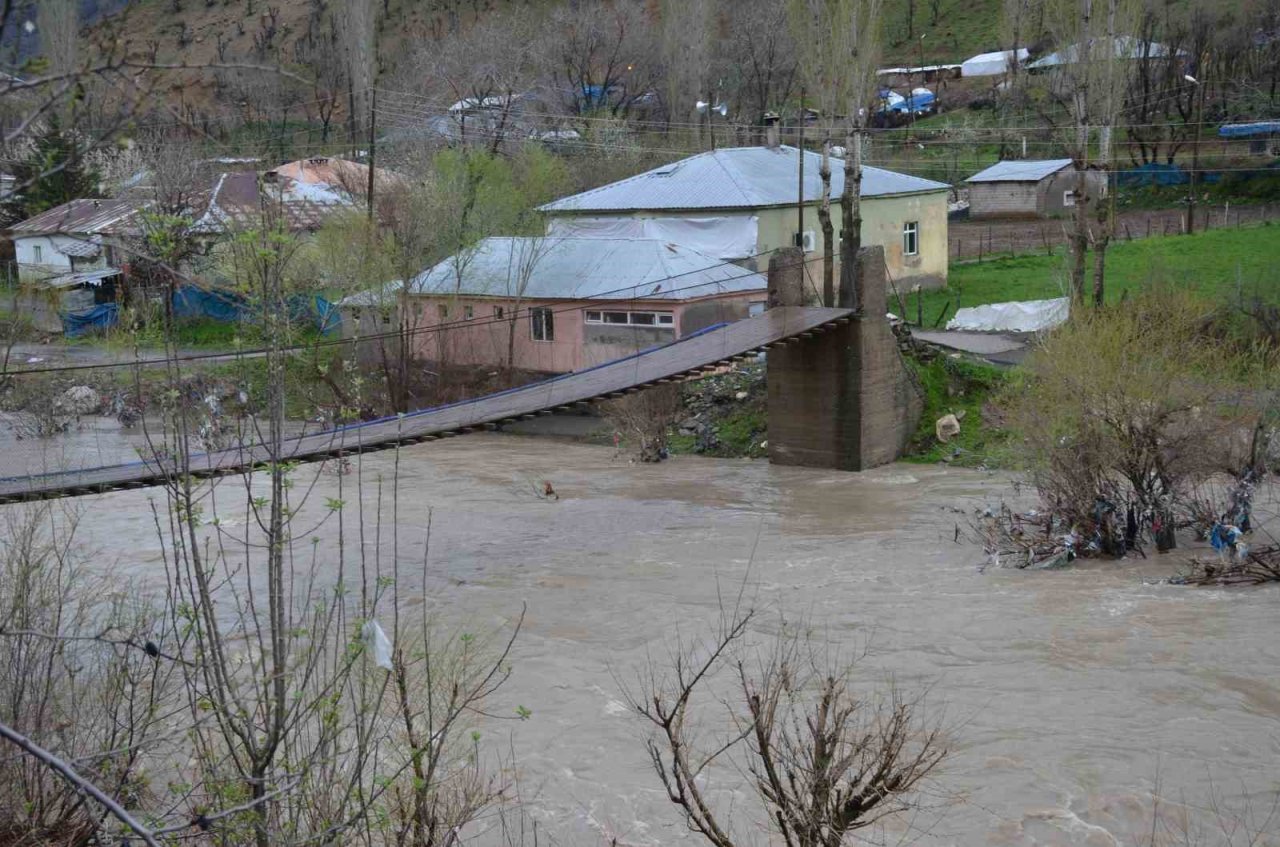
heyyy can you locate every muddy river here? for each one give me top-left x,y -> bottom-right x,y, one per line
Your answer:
4,426 -> 1279,846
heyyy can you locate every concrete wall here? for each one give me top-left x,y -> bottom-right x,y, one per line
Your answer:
15,235 -> 73,282
1041,169 -> 1107,215
343,291 -> 764,374
968,182 -> 1041,218
750,193 -> 949,291
767,245 -> 923,471
970,169 -> 1109,219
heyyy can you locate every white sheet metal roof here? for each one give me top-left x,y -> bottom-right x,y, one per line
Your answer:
1027,37 -> 1180,69
403,237 -> 766,301
966,159 -> 1073,183
540,146 -> 949,213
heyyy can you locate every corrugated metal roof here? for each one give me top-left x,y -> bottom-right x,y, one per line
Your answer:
57,239 -> 103,257
189,171 -> 354,234
11,199 -> 140,235
404,237 -> 766,301
540,146 -> 949,213
966,159 -> 1073,183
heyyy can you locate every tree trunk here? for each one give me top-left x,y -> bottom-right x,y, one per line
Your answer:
818,138 -> 834,306
1069,163 -> 1090,306
838,128 -> 863,310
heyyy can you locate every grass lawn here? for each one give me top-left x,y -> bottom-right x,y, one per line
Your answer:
916,224 -> 1280,325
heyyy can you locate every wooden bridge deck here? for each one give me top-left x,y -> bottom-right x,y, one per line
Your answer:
0,307 -> 854,504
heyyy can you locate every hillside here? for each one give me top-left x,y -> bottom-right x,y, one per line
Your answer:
63,0 -> 1012,109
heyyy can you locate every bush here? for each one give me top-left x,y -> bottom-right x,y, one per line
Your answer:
1003,286 -> 1276,552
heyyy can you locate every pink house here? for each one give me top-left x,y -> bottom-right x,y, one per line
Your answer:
342,237 -> 768,374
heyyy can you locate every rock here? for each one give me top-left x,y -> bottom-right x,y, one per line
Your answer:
935,413 -> 962,443
57,385 -> 101,416
759,440 -> 768,449
734,391 -> 749,401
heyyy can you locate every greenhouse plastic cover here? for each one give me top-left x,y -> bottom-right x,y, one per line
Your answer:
946,297 -> 1069,332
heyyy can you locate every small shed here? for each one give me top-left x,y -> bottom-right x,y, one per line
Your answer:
965,159 -> 1105,219
1218,121 -> 1280,156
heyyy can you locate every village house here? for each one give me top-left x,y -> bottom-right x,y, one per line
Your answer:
538,144 -> 951,290
10,198 -> 141,331
965,159 -> 1106,219
342,236 -> 768,374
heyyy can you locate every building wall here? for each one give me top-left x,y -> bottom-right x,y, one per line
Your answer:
14,235 -> 73,282
968,182 -> 1041,218
754,191 -> 949,291
1041,169 -> 1107,215
344,291 -> 766,374
544,190 -> 949,292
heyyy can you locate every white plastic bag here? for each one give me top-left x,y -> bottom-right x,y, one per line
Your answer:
362,620 -> 394,670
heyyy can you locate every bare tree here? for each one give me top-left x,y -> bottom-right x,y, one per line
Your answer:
625,608 -> 948,847
544,0 -> 661,119
660,0 -> 713,142
723,0 -> 799,128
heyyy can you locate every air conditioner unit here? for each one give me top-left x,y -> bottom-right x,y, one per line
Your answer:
793,230 -> 817,253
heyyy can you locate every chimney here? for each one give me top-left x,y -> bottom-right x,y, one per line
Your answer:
762,111 -> 780,149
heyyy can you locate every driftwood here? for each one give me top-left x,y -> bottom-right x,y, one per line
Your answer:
1178,544 -> 1280,586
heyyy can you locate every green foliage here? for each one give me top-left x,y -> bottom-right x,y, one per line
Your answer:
903,356 -> 1008,466
2,119 -> 101,223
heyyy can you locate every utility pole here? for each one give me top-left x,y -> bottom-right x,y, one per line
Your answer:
797,88 -> 805,248
366,85 -> 377,222
1185,69 -> 1206,236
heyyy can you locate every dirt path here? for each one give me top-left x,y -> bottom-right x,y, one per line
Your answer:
949,202 -> 1280,260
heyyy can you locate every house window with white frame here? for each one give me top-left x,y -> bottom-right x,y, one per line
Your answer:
902,221 -> 919,257
32,244 -> 42,264
531,307 -> 554,341
584,309 -> 674,327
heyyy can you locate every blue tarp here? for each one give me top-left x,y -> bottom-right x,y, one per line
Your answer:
173,286 -> 249,322
171,286 -> 341,334
1116,162 -> 1225,187
62,303 -> 119,337
1219,121 -> 1280,138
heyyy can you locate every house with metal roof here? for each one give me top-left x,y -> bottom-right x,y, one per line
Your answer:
965,158 -> 1105,219
341,236 -> 769,374
539,145 -> 951,290
9,198 -> 143,331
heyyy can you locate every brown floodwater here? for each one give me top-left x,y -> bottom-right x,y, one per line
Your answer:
5,426 -> 1280,846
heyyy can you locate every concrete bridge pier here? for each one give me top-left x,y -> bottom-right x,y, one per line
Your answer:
766,246 -> 923,471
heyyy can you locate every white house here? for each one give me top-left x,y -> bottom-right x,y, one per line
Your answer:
9,198 -> 141,331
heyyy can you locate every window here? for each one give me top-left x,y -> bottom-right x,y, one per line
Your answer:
32,245 -> 42,263
531,307 -> 554,341
381,313 -> 392,326
584,310 -> 675,327
464,305 -> 474,320
1063,190 -> 1077,207
437,304 -> 449,320
495,306 -> 504,319
902,221 -> 919,257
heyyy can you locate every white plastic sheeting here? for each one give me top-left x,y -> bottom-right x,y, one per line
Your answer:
961,48 -> 1029,77
545,214 -> 759,259
361,620 -> 394,670
946,297 -> 1069,332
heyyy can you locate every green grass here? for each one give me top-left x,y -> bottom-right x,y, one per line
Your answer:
916,224 -> 1280,326
902,356 -> 1009,466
